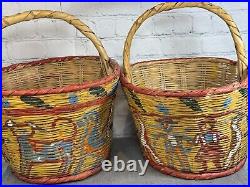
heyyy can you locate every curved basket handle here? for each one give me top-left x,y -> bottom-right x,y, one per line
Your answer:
2,10 -> 112,75
123,2 -> 247,82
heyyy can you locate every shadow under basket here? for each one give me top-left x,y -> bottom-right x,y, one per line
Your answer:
2,10 -> 120,184
121,2 -> 248,180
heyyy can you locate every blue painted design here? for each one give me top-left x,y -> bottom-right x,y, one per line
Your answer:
163,134 -> 192,171
18,135 -> 73,162
34,141 -> 73,161
156,103 -> 169,115
76,111 -> 99,128
204,133 -> 214,143
74,111 -> 101,175
155,118 -> 192,171
18,136 -> 33,160
88,126 -> 105,149
2,99 -> 10,108
69,93 -> 78,104
73,122 -> 88,175
79,111 -> 105,149
13,121 -> 75,175
223,97 -> 232,108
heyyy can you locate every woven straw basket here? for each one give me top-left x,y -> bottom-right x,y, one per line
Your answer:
121,2 -> 248,179
2,10 -> 120,184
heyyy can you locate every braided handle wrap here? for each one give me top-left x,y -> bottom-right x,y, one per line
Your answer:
123,2 -> 247,82
2,10 -> 112,75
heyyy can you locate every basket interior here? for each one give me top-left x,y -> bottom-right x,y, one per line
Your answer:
2,56 -> 107,91
131,58 -> 239,90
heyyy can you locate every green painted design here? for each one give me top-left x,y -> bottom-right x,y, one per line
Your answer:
239,88 -> 247,98
89,86 -> 107,97
128,90 -> 146,112
180,97 -> 202,112
107,82 -> 118,96
20,96 -> 52,109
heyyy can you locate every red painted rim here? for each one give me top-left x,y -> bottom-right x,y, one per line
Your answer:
121,57 -> 248,97
147,156 -> 247,180
14,166 -> 101,184
2,56 -> 120,96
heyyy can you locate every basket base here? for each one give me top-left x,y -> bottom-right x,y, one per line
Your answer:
147,156 -> 247,180
13,166 -> 101,184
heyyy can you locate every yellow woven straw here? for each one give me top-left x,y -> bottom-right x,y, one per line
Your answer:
121,2 -> 248,179
2,10 -> 120,184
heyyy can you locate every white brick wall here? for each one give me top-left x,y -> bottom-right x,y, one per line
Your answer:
2,2 -> 248,138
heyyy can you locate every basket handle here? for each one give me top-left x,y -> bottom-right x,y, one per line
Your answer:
123,2 -> 247,82
2,10 -> 112,75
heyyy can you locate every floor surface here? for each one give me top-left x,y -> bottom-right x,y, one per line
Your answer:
2,137 -> 248,185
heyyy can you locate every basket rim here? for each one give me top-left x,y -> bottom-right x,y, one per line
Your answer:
148,155 -> 246,180
121,57 -> 248,97
14,164 -> 102,184
2,56 -> 120,96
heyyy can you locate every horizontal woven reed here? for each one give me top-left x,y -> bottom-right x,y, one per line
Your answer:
121,2 -> 248,180
2,10 -> 120,184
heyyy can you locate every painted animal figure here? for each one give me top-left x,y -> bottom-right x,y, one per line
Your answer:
73,110 -> 110,174
157,117 -> 192,172
3,118 -> 76,176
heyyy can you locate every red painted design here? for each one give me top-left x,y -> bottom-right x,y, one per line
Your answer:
194,118 -> 228,171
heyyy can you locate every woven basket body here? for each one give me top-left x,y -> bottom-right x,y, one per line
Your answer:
121,3 -> 248,180
2,11 -> 120,184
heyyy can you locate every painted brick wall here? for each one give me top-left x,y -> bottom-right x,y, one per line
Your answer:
2,2 -> 248,137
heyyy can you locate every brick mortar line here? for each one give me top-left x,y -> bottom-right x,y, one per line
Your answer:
3,51 -> 245,63
3,31 -> 248,43
58,8 -> 247,18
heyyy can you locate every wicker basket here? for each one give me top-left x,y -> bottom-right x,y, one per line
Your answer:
2,10 -> 120,184
121,2 -> 248,180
